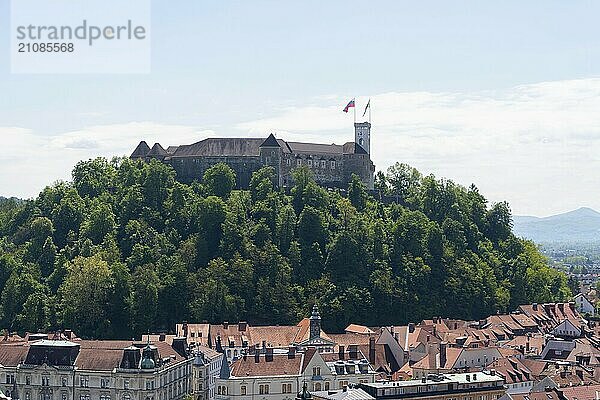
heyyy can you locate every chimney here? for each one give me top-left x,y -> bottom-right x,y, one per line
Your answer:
466,374 -> 470,382
238,321 -> 247,331
183,322 -> 189,337
339,345 -> 345,360
533,303 -> 538,311
349,345 -> 358,360
159,333 -> 166,342
216,335 -> 223,353
223,321 -> 229,329
265,347 -> 274,362
440,342 -> 447,368
526,337 -> 530,353
369,337 -> 376,365
473,373 -> 477,381
254,350 -> 260,363
262,340 -> 267,352
558,303 -> 565,313
64,329 -> 72,339
408,323 -> 415,333
288,346 -> 296,359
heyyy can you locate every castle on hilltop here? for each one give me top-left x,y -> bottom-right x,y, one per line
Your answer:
131,122 -> 375,189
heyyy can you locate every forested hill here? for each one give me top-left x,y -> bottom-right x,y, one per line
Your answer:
0,158 -> 570,339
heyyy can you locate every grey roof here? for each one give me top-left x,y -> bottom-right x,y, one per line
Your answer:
219,353 -> 230,379
312,388 -> 374,400
147,143 -> 167,157
287,142 -> 344,155
260,133 -> 280,148
163,136 -> 365,158
173,138 -> 264,157
131,141 -> 151,158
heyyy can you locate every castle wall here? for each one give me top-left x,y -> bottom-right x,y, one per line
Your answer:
280,153 -> 345,188
168,156 -> 264,188
343,153 -> 375,189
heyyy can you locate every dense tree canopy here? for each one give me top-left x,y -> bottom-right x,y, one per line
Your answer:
0,159 -> 570,338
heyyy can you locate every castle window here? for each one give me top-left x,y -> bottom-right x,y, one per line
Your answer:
331,161 -> 335,169
308,159 -> 312,166
282,384 -> 292,394
287,159 -> 291,166
297,159 -> 302,166
241,386 -> 247,395
265,157 -> 271,163
314,383 -> 322,391
321,160 -> 326,168
325,382 -> 330,391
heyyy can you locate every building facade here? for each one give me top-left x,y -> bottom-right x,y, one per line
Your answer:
0,339 -> 192,400
359,371 -> 505,400
191,346 -> 224,400
131,124 -> 375,190
215,347 -> 376,400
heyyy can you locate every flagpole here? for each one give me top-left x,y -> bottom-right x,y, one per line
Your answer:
353,97 -> 356,124
369,99 -> 371,124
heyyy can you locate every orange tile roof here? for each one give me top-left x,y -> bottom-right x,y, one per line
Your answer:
560,383 -> 600,400
345,324 -> 375,334
248,326 -> 301,347
231,353 -> 303,377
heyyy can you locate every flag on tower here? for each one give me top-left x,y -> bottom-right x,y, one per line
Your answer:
342,99 -> 355,113
362,99 -> 371,117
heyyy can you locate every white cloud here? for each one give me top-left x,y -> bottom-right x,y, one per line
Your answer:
238,79 -> 600,216
1,122 -> 213,200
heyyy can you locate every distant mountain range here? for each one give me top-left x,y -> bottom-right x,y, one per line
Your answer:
513,207 -> 600,243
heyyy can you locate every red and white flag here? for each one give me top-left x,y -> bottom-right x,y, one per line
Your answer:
343,99 -> 355,113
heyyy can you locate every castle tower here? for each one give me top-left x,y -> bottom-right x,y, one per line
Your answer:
259,133 -> 283,187
354,122 -> 371,154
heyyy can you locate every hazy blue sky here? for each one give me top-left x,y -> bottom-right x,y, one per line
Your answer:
1,0 -> 600,216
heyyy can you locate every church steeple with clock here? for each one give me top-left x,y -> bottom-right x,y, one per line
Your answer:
354,121 -> 371,154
